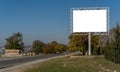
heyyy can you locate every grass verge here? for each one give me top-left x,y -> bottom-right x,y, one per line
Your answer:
23,55 -> 120,72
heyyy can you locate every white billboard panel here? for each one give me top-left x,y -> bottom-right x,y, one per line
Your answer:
72,8 -> 108,33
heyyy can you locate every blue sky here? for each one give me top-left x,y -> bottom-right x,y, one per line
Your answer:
0,0 -> 120,46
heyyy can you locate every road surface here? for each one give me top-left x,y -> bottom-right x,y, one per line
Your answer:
0,53 -> 65,69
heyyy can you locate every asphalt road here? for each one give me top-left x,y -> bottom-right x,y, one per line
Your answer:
0,53 -> 66,69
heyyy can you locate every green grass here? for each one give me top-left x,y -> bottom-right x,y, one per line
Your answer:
23,55 -> 120,72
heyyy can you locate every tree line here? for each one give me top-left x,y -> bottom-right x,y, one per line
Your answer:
32,40 -> 68,54
4,32 -> 100,55
4,32 -> 68,55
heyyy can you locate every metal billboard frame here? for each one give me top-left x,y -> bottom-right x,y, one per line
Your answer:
70,7 -> 109,55
70,7 -> 109,35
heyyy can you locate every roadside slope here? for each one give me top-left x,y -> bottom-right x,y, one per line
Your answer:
23,56 -> 120,72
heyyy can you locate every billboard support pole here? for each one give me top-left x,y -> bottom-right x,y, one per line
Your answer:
88,32 -> 91,55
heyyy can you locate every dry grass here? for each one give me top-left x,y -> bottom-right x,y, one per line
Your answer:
22,55 -> 120,72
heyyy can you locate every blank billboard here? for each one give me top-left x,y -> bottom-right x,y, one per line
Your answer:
72,8 -> 108,33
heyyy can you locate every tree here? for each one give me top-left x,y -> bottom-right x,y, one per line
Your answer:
55,44 -> 68,53
32,40 -> 45,55
69,34 -> 100,55
43,41 -> 58,54
69,34 -> 88,55
104,23 -> 120,64
91,35 -> 100,55
5,32 -> 24,52
113,23 -> 120,63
